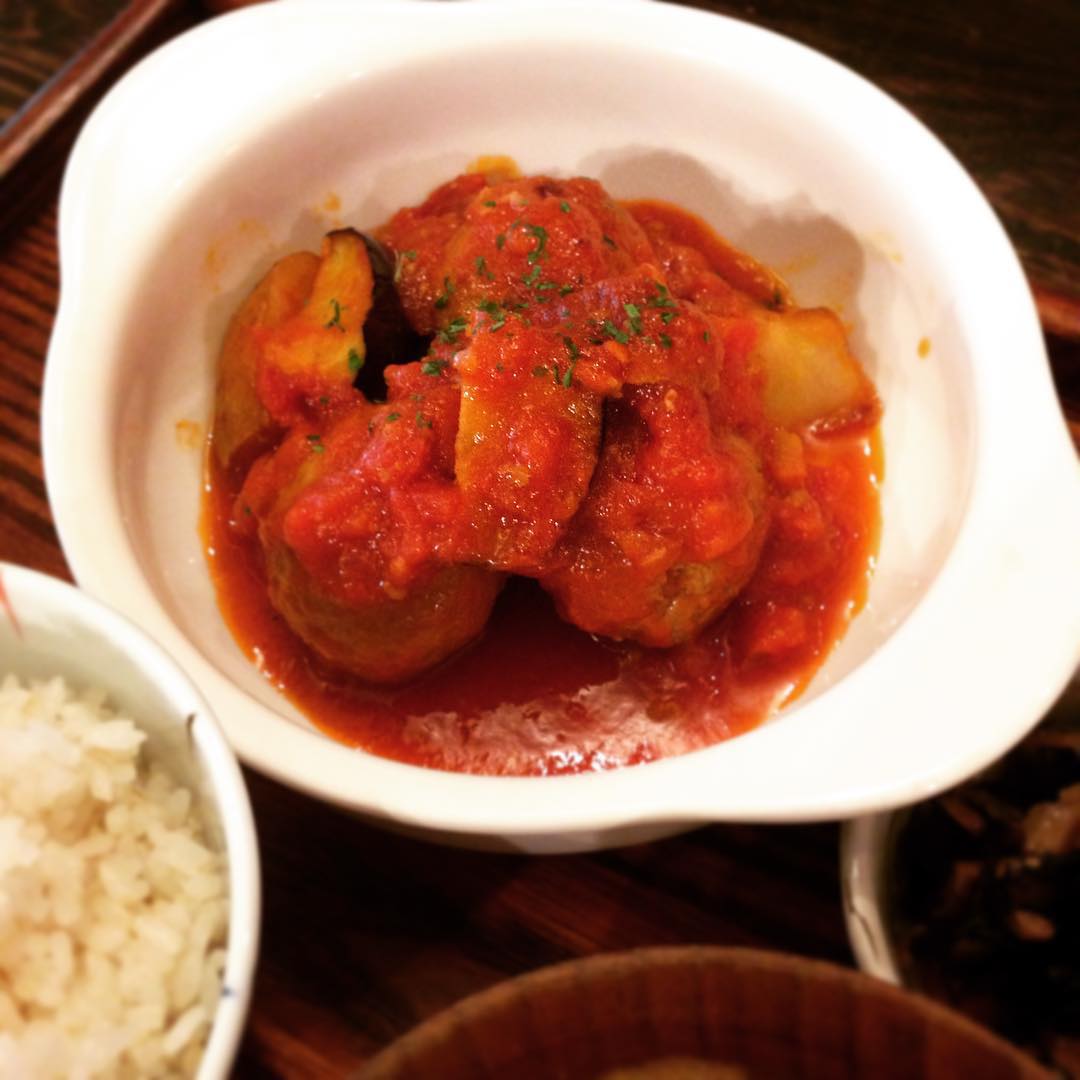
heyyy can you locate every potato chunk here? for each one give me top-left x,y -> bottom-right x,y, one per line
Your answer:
753,307 -> 879,431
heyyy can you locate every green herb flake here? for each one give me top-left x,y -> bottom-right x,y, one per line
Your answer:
623,302 -> 642,335
559,200 -> 571,213
495,233 -> 507,250
522,264 -> 542,287
324,298 -> 345,331
416,412 -> 432,429
437,317 -> 469,344
434,277 -> 455,310
525,224 -> 548,264
421,359 -> 449,376
532,365 -> 549,377
347,348 -> 364,375
403,249 -> 418,261
475,255 -> 494,281
703,330 -> 712,344
661,310 -> 676,325
602,234 -> 617,248
603,319 -> 629,345
558,284 -> 574,296
563,336 -> 581,361
318,395 -> 330,406
659,333 -> 673,349
650,281 -> 677,310
561,364 -> 576,389
305,434 -> 325,453
477,299 -> 507,331
386,412 -> 401,423
483,199 -> 497,208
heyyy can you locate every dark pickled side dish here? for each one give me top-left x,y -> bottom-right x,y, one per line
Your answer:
891,683 -> 1080,1076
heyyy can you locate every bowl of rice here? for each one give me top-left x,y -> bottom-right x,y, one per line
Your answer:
0,561 -> 259,1078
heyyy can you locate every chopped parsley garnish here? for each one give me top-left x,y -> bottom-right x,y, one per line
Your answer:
305,434 -> 325,452
434,277 -> 455,309
477,299 -> 507,330
559,283 -> 575,296
475,255 -> 494,281
347,347 -> 364,374
650,281 -> 677,309
603,319 -> 629,345
659,333 -> 673,349
403,249 -> 417,260
437,317 -> 469,344
623,302 -> 642,335
602,234 -> 617,248
525,224 -> 548,264
563,336 -> 580,361
324,298 -> 345,330
703,330 -> 711,344
483,199 -> 497,207
561,364 -> 575,388
416,412 -> 432,429
522,264 -> 542,287
661,310 -> 676,325
421,358 -> 450,375
559,200 -> 571,213
532,365 -> 549,377
386,412 -> 401,423
495,233 -> 506,250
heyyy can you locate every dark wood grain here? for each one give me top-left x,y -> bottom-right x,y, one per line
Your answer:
0,0 -> 129,123
684,0 -> 1080,301
0,3 -> 1077,1079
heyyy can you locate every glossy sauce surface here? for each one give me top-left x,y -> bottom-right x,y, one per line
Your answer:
204,193 -> 881,776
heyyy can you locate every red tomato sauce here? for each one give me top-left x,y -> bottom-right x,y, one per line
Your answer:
203,185 -> 881,776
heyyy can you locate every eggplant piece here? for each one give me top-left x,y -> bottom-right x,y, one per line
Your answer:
356,233 -> 431,400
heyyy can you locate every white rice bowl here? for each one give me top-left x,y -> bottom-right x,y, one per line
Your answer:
0,674 -> 228,1079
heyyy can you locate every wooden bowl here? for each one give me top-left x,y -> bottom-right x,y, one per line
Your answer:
358,947 -> 1050,1080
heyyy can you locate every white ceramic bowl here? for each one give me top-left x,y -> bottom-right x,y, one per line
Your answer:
0,562 -> 259,1077
42,0 -> 1080,852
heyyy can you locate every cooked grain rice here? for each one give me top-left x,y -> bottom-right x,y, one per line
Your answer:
0,674 -> 228,1078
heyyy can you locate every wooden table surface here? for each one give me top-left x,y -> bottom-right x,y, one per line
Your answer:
1,1 -> 1077,1076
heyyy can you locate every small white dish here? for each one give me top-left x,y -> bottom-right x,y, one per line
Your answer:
42,0 -> 1080,852
0,562 -> 260,1078
841,812 -> 903,984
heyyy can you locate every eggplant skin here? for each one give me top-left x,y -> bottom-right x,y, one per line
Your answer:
356,233 -> 431,400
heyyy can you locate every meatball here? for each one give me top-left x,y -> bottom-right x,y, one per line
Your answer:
541,383 -> 769,647
378,172 -> 656,336
238,371 -> 502,684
